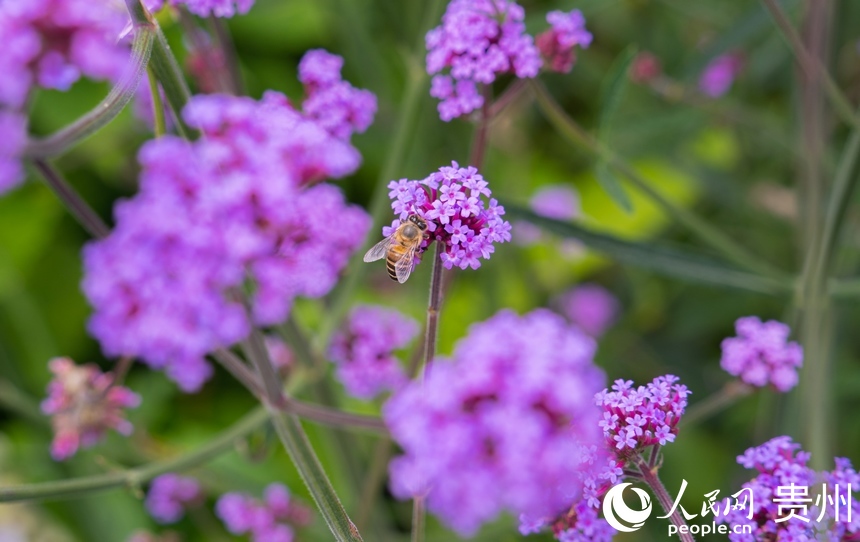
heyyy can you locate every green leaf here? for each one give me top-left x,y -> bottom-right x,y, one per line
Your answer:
595,46 -> 638,212
505,204 -> 792,296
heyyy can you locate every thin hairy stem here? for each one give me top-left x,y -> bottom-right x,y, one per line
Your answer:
31,160 -> 110,239
0,406 -> 270,503
469,85 -> 493,169
680,381 -> 753,429
633,455 -> 696,542
146,68 -> 166,137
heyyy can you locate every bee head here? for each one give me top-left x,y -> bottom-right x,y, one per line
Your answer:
409,214 -> 428,231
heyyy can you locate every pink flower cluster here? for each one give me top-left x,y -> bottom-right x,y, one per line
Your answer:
595,375 -> 690,453
384,309 -> 606,535
41,357 -> 140,460
298,49 -> 378,140
83,81 -> 372,391
426,0 -> 541,120
216,483 -> 311,542
720,316 -> 803,392
536,10 -> 593,74
385,162 -> 511,270
329,305 -> 418,399
699,53 -> 744,98
149,0 -> 254,18
145,474 -> 203,524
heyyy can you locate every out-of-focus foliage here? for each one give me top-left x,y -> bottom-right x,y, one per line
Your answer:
3,0 -> 860,540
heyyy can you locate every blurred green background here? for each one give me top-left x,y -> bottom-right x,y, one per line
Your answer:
2,0 -> 860,540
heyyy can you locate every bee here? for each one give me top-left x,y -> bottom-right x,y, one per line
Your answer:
363,214 -> 429,283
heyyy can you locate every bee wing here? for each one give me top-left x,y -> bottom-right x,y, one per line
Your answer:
363,236 -> 394,262
394,247 -> 417,283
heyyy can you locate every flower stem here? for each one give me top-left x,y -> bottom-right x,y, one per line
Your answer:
680,381 -> 753,429
634,455 -> 696,542
31,159 -> 110,239
208,16 -> 244,95
468,84 -> 493,169
0,406 -> 270,503
529,80 -> 785,280
146,67 -> 166,137
411,241 -> 445,377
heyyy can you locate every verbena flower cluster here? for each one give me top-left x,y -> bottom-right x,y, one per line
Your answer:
558,283 -> 619,338
825,457 -> 860,539
83,55 -> 374,391
0,0 -> 140,194
537,10 -> 593,73
298,49 -> 377,140
699,53 -> 744,98
385,162 -> 511,270
149,0 -> 254,18
41,357 -> 140,461
595,375 -> 690,453
520,500 -> 616,542
329,305 -> 418,399
426,0 -> 541,120
384,309 -> 606,535
145,474 -> 203,524
216,483 -> 311,542
717,436 -> 817,541
720,316 -> 803,392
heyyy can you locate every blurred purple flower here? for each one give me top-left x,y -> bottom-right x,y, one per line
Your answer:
298,49 -> 377,140
514,184 -> 580,247
536,10 -> 592,74
558,283 -> 619,338
41,357 -> 140,461
329,305 -> 418,399
594,375 -> 690,454
720,316 -> 803,392
717,436 -> 817,541
83,92 -> 370,391
385,309 -> 606,535
384,161 -> 511,271
216,483 -> 311,542
145,474 -> 203,524
699,53 -> 744,98
150,0 -> 254,18
426,0 -> 541,120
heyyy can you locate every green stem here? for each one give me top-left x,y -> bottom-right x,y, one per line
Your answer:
633,455 -> 695,542
23,23 -> 154,158
125,0 -> 195,138
679,381 -> 753,428
31,159 -> 110,239
269,413 -> 364,542
146,67 -> 167,137
0,406 -> 270,503
530,80 -> 785,279
759,0 -> 859,129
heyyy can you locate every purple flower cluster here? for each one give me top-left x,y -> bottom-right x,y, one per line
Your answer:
298,49 -> 378,140
514,185 -> 583,254
720,316 -> 803,392
426,0 -> 541,120
537,10 -> 593,74
216,483 -> 311,542
148,0 -> 253,18
558,284 -> 619,338
329,305 -> 418,399
0,0 -> 137,194
699,53 -> 744,98
718,436 -> 818,541
384,309 -> 606,535
385,162 -> 511,270
145,474 -> 203,524
595,375 -> 690,454
41,357 -> 140,460
83,90 -> 372,391
825,458 -> 860,539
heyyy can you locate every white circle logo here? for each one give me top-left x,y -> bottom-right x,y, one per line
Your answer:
602,482 -> 653,532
